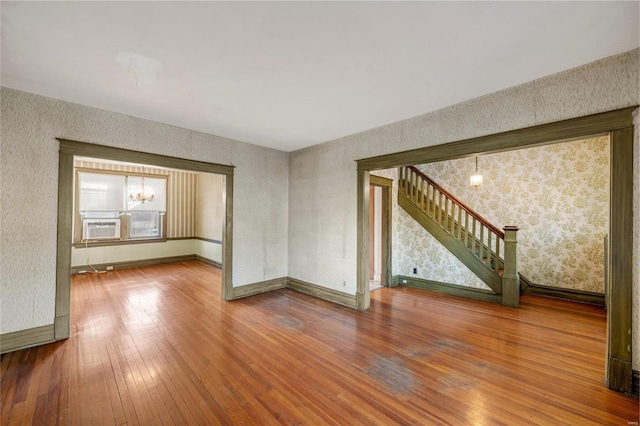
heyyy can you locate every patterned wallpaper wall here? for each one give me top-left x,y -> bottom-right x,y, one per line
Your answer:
195,173 -> 225,241
410,136 -> 610,293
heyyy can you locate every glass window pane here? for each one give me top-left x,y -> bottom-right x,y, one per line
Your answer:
129,211 -> 161,238
78,172 -> 126,211
127,176 -> 167,211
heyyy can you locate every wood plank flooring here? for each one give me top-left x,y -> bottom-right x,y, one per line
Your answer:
1,261 -> 638,425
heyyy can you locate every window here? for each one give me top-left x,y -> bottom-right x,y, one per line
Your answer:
76,170 -> 167,243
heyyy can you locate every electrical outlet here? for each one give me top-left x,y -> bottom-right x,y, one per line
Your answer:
412,267 -> 417,274
342,280 -> 347,287
402,279 -> 407,284
106,266 -> 114,271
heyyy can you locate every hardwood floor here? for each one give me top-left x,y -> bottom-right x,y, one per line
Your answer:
1,261 -> 638,425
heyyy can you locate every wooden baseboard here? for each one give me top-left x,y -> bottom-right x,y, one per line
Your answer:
393,275 -> 501,304
524,283 -> 605,306
1,324 -> 55,354
195,255 -> 222,269
71,254 -> 198,274
287,277 -> 357,308
232,277 -> 288,299
633,370 -> 639,397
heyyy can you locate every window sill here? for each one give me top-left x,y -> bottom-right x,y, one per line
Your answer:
72,238 -> 167,248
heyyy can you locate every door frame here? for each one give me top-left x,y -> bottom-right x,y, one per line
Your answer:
355,106 -> 636,393
54,139 -> 235,341
370,175 -> 393,287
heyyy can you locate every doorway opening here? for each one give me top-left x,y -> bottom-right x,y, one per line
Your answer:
355,107 -> 635,393
369,175 -> 392,292
54,139 -> 234,343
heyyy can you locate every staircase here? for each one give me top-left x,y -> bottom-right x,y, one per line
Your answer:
398,166 -> 532,307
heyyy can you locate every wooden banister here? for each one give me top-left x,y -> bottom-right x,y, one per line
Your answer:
407,166 -> 504,239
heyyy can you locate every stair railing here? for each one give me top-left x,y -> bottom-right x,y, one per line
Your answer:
399,166 -> 505,274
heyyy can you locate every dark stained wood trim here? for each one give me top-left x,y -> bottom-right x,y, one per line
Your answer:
356,107 -> 636,170
55,149 -> 73,341
195,255 -> 222,270
287,277 -> 357,308
59,139 -> 234,175
606,126 -> 634,393
222,174 -> 234,301
632,370 -> 639,397
369,174 -> 393,187
0,325 -> 55,354
393,275 -> 501,304
524,284 -> 605,306
232,277 -> 288,299
356,169 -> 370,310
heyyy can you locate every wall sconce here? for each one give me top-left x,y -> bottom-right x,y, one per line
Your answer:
470,156 -> 483,188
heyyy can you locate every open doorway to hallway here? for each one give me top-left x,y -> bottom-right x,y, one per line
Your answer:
368,175 -> 393,292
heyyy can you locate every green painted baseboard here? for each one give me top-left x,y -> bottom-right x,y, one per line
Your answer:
231,276 -> 357,308
72,254 -> 222,274
195,255 -> 222,270
232,277 -> 288,299
393,275 -> 501,304
0,324 -> 55,354
523,283 -> 605,306
287,277 -> 357,308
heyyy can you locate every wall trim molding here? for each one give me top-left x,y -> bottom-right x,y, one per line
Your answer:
195,255 -> 222,270
287,277 -> 357,308
524,283 -> 605,306
71,254 -> 199,274
633,370 -> 639,397
232,277 -> 288,299
1,325 -> 55,354
194,237 -> 223,244
393,275 -> 501,304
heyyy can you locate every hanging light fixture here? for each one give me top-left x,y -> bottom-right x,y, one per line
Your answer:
470,156 -> 483,188
129,169 -> 155,204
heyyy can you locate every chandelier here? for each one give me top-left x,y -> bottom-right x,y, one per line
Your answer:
469,156 -> 483,188
129,174 -> 155,204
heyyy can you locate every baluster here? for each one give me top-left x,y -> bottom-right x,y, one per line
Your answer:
487,231 -> 492,267
471,218 -> 477,253
478,225 -> 485,262
439,193 -> 444,226
400,167 -> 405,193
431,186 -> 436,218
420,179 -> 426,211
412,171 -> 418,201
443,196 -> 449,230
457,205 -> 462,240
495,237 -> 501,273
464,212 -> 469,248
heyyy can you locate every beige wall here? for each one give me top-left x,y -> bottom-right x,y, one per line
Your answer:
410,136 -> 609,293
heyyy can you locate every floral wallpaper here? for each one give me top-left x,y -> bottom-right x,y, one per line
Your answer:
379,135 -> 609,294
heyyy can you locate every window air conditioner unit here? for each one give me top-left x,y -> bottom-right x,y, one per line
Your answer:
83,218 -> 121,240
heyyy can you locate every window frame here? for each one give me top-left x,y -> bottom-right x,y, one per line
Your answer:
73,167 -> 169,246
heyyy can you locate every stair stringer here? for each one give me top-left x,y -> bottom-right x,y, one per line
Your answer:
398,193 -> 502,294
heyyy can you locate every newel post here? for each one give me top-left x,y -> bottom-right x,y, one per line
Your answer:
501,226 -> 520,308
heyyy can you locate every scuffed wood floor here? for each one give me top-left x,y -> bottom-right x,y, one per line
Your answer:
2,261 -> 638,425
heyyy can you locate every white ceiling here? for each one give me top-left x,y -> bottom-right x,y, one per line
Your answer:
2,2 -> 638,152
